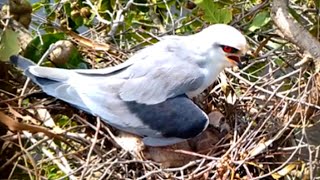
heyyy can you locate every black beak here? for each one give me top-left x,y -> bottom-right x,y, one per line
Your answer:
227,55 -> 243,68
236,60 -> 243,68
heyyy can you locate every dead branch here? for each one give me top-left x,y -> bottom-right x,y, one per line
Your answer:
271,0 -> 320,72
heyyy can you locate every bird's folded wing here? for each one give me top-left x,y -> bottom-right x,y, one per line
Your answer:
73,58 -> 135,75
72,35 -> 184,76
119,61 -> 204,104
70,35 -> 205,104
116,36 -> 205,104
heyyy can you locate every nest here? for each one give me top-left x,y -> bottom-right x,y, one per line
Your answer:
1,1 -> 320,179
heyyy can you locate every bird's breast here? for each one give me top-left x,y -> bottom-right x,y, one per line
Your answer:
187,59 -> 225,97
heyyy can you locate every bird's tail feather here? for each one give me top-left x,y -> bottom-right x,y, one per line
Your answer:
10,55 -> 90,112
10,55 -> 61,88
10,55 -> 36,70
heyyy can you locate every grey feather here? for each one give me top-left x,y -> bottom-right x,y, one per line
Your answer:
119,61 -> 204,104
116,36 -> 205,104
143,137 -> 185,147
9,34 -> 208,147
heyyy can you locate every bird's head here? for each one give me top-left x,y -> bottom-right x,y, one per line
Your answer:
193,24 -> 248,68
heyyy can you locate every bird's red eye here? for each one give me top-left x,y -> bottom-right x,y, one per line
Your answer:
222,46 -> 232,53
221,45 -> 239,54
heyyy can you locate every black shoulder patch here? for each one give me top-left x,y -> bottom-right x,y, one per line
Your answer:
125,95 -> 208,139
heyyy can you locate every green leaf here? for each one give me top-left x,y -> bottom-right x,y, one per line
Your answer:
72,15 -> 84,27
64,2 -> 72,15
194,0 -> 232,24
248,11 -> 270,32
22,98 -> 30,108
97,0 -> 112,12
125,11 -> 137,27
65,47 -> 88,69
32,2 -> 44,12
156,0 -> 175,9
41,0 -> 52,15
315,0 -> 320,9
0,29 -> 20,61
24,33 -> 87,69
23,33 -> 66,63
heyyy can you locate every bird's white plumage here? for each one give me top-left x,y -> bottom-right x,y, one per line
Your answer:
11,24 -> 247,146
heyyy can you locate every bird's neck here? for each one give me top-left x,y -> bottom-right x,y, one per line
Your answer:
187,52 -> 226,98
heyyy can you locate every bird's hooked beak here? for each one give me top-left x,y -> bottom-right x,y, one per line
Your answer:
225,45 -> 247,68
227,55 -> 243,68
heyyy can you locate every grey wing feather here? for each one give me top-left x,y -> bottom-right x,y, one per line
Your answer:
118,36 -> 205,104
119,61 -> 204,104
72,35 -> 180,76
73,58 -> 134,75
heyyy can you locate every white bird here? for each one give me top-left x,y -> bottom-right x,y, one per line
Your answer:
11,24 -> 247,146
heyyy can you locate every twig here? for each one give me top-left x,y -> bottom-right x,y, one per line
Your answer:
80,116 -> 101,179
226,69 -> 320,110
84,0 -> 111,25
18,43 -> 60,106
271,0 -> 320,71
107,0 -> 134,37
23,131 -> 77,180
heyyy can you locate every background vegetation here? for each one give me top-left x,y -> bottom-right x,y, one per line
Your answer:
0,0 -> 320,179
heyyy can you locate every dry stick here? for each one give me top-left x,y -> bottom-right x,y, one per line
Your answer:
225,70 -> 316,178
271,0 -> 320,72
234,85 -> 294,173
217,81 -> 284,178
102,150 -> 134,179
98,157 -> 119,179
16,44 -> 78,178
80,117 -> 101,179
226,69 -> 320,110
7,160 -> 19,180
17,132 -> 40,180
84,0 -> 111,25
265,69 -> 300,86
189,158 -> 207,177
0,90 -> 42,104
172,149 -> 220,161
137,161 -> 200,180
162,0 -> 175,32
23,131 -> 77,180
0,110 -> 72,146
251,110 -> 305,180
299,74 -> 319,179
0,136 -> 49,171
231,0 -> 270,25
108,0 -> 134,37
19,43 -> 58,106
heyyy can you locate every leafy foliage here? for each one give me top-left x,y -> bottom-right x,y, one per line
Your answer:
194,0 -> 232,24
248,11 -> 271,32
0,29 -> 20,61
23,33 -> 86,69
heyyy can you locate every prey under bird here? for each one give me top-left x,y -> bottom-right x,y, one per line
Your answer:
10,24 -> 247,146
